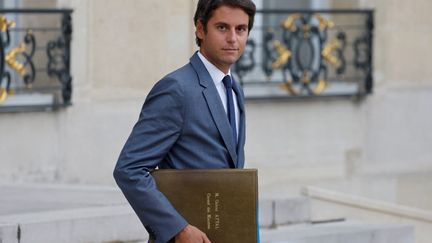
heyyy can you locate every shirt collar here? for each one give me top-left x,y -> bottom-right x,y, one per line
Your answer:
197,51 -> 231,85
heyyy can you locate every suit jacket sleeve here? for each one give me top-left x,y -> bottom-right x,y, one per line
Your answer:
113,77 -> 188,243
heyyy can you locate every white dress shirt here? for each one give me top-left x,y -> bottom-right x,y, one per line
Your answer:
197,52 -> 240,139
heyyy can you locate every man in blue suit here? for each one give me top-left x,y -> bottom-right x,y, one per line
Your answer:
114,0 -> 256,242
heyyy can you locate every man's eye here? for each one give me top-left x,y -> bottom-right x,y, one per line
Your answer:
217,25 -> 226,30
237,27 -> 247,33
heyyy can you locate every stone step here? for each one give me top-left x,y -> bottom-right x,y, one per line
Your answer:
0,205 -> 148,243
0,184 -> 126,216
259,197 -> 311,228
0,184 -> 311,243
260,220 -> 414,243
0,184 -> 148,243
0,184 -> 414,243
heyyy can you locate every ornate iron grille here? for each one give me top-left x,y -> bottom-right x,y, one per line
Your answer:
234,9 -> 373,99
0,9 -> 72,112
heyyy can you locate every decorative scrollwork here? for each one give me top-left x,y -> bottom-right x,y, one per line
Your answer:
6,43 -> 27,76
0,17 -> 16,103
234,10 -> 372,99
257,13 -> 347,96
354,37 -> 371,72
335,32 -> 346,75
322,39 -> 342,66
22,31 -> 36,86
351,13 -> 374,94
271,40 -> 291,69
262,29 -> 276,79
47,37 -> 71,101
0,29 -> 36,104
46,12 -> 72,104
0,16 -> 15,32
234,39 -> 256,84
0,87 -> 6,102
0,15 -> 11,103
281,13 -> 300,32
315,14 -> 334,30
0,10 -> 73,109
0,72 -> 11,103
0,16 -> 14,48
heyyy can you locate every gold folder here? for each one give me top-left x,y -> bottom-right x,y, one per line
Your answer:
152,168 -> 258,243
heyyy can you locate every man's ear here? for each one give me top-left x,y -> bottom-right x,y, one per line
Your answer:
196,20 -> 205,40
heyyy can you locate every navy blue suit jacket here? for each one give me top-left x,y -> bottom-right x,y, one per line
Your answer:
114,52 -> 246,243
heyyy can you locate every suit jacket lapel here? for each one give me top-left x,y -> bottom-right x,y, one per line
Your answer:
190,53 -> 238,166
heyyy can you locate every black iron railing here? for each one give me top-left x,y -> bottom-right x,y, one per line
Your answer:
234,9 -> 373,99
0,9 -> 72,112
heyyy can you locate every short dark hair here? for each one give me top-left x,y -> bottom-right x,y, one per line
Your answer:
194,0 -> 256,47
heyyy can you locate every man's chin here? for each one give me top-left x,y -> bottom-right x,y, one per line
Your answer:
222,56 -> 240,66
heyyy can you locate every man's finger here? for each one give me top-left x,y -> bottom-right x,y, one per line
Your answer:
202,234 -> 211,243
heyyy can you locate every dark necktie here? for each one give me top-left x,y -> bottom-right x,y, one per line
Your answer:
222,75 -> 237,145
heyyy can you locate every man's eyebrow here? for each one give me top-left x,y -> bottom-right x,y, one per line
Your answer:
213,22 -> 248,27
213,21 -> 229,26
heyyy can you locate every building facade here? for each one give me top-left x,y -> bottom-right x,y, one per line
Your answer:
0,0 -> 431,210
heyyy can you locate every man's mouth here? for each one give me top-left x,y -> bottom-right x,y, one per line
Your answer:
222,48 -> 239,52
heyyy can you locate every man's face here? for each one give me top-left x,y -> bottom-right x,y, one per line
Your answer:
197,5 -> 249,74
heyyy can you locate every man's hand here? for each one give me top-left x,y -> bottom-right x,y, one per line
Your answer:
175,224 -> 211,243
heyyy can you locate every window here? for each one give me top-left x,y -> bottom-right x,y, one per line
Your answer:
234,0 -> 373,99
0,4 -> 72,112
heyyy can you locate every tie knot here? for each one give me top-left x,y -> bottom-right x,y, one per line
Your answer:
222,75 -> 232,89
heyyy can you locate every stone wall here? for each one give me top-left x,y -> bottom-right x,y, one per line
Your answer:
0,0 -> 431,190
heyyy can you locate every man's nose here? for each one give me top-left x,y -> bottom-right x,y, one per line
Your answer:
226,28 -> 236,43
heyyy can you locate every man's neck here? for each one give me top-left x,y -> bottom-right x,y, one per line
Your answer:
198,50 -> 230,74
197,51 -> 231,78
